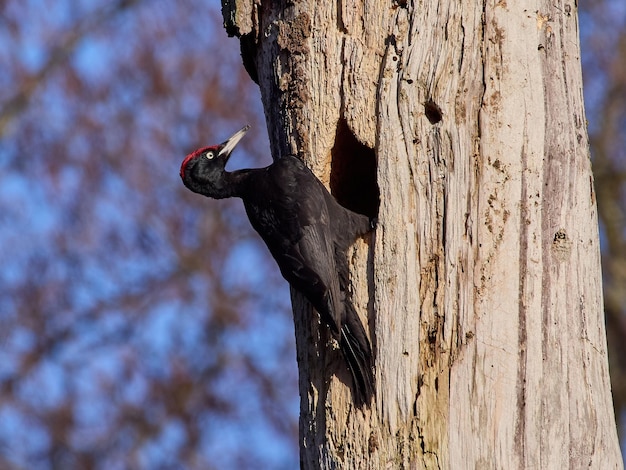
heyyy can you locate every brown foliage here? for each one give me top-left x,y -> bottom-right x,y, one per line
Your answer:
0,1 -> 298,468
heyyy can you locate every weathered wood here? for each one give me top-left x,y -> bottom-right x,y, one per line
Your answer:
223,0 -> 622,467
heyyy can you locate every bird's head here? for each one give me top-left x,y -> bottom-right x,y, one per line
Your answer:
180,125 -> 250,198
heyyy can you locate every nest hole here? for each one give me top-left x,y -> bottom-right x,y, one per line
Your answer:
330,119 -> 379,218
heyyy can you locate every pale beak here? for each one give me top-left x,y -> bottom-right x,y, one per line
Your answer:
218,125 -> 250,158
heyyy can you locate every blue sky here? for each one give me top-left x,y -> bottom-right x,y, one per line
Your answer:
0,1 -> 300,468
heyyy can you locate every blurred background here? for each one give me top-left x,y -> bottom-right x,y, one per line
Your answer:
0,1 -> 298,468
0,0 -> 624,468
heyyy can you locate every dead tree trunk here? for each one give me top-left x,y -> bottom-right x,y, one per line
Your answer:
222,0 -> 622,467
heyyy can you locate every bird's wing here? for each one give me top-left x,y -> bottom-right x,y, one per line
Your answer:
260,157 -> 344,333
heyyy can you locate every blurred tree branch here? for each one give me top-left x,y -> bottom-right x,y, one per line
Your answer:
0,0 -> 143,137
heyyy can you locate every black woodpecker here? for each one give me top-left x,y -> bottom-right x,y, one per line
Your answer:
180,125 -> 375,406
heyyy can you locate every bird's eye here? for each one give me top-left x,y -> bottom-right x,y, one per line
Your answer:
205,151 -> 214,160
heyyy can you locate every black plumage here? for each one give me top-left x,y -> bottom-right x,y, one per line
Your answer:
180,125 -> 375,406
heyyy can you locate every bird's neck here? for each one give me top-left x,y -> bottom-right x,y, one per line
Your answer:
205,169 -> 253,199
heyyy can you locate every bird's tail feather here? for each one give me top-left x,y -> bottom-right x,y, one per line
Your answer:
340,304 -> 375,407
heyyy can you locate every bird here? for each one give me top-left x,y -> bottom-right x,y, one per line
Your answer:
180,125 -> 375,406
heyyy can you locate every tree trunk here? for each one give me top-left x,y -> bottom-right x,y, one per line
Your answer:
222,0 -> 622,467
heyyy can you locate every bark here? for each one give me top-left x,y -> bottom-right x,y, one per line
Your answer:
222,0 -> 622,468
